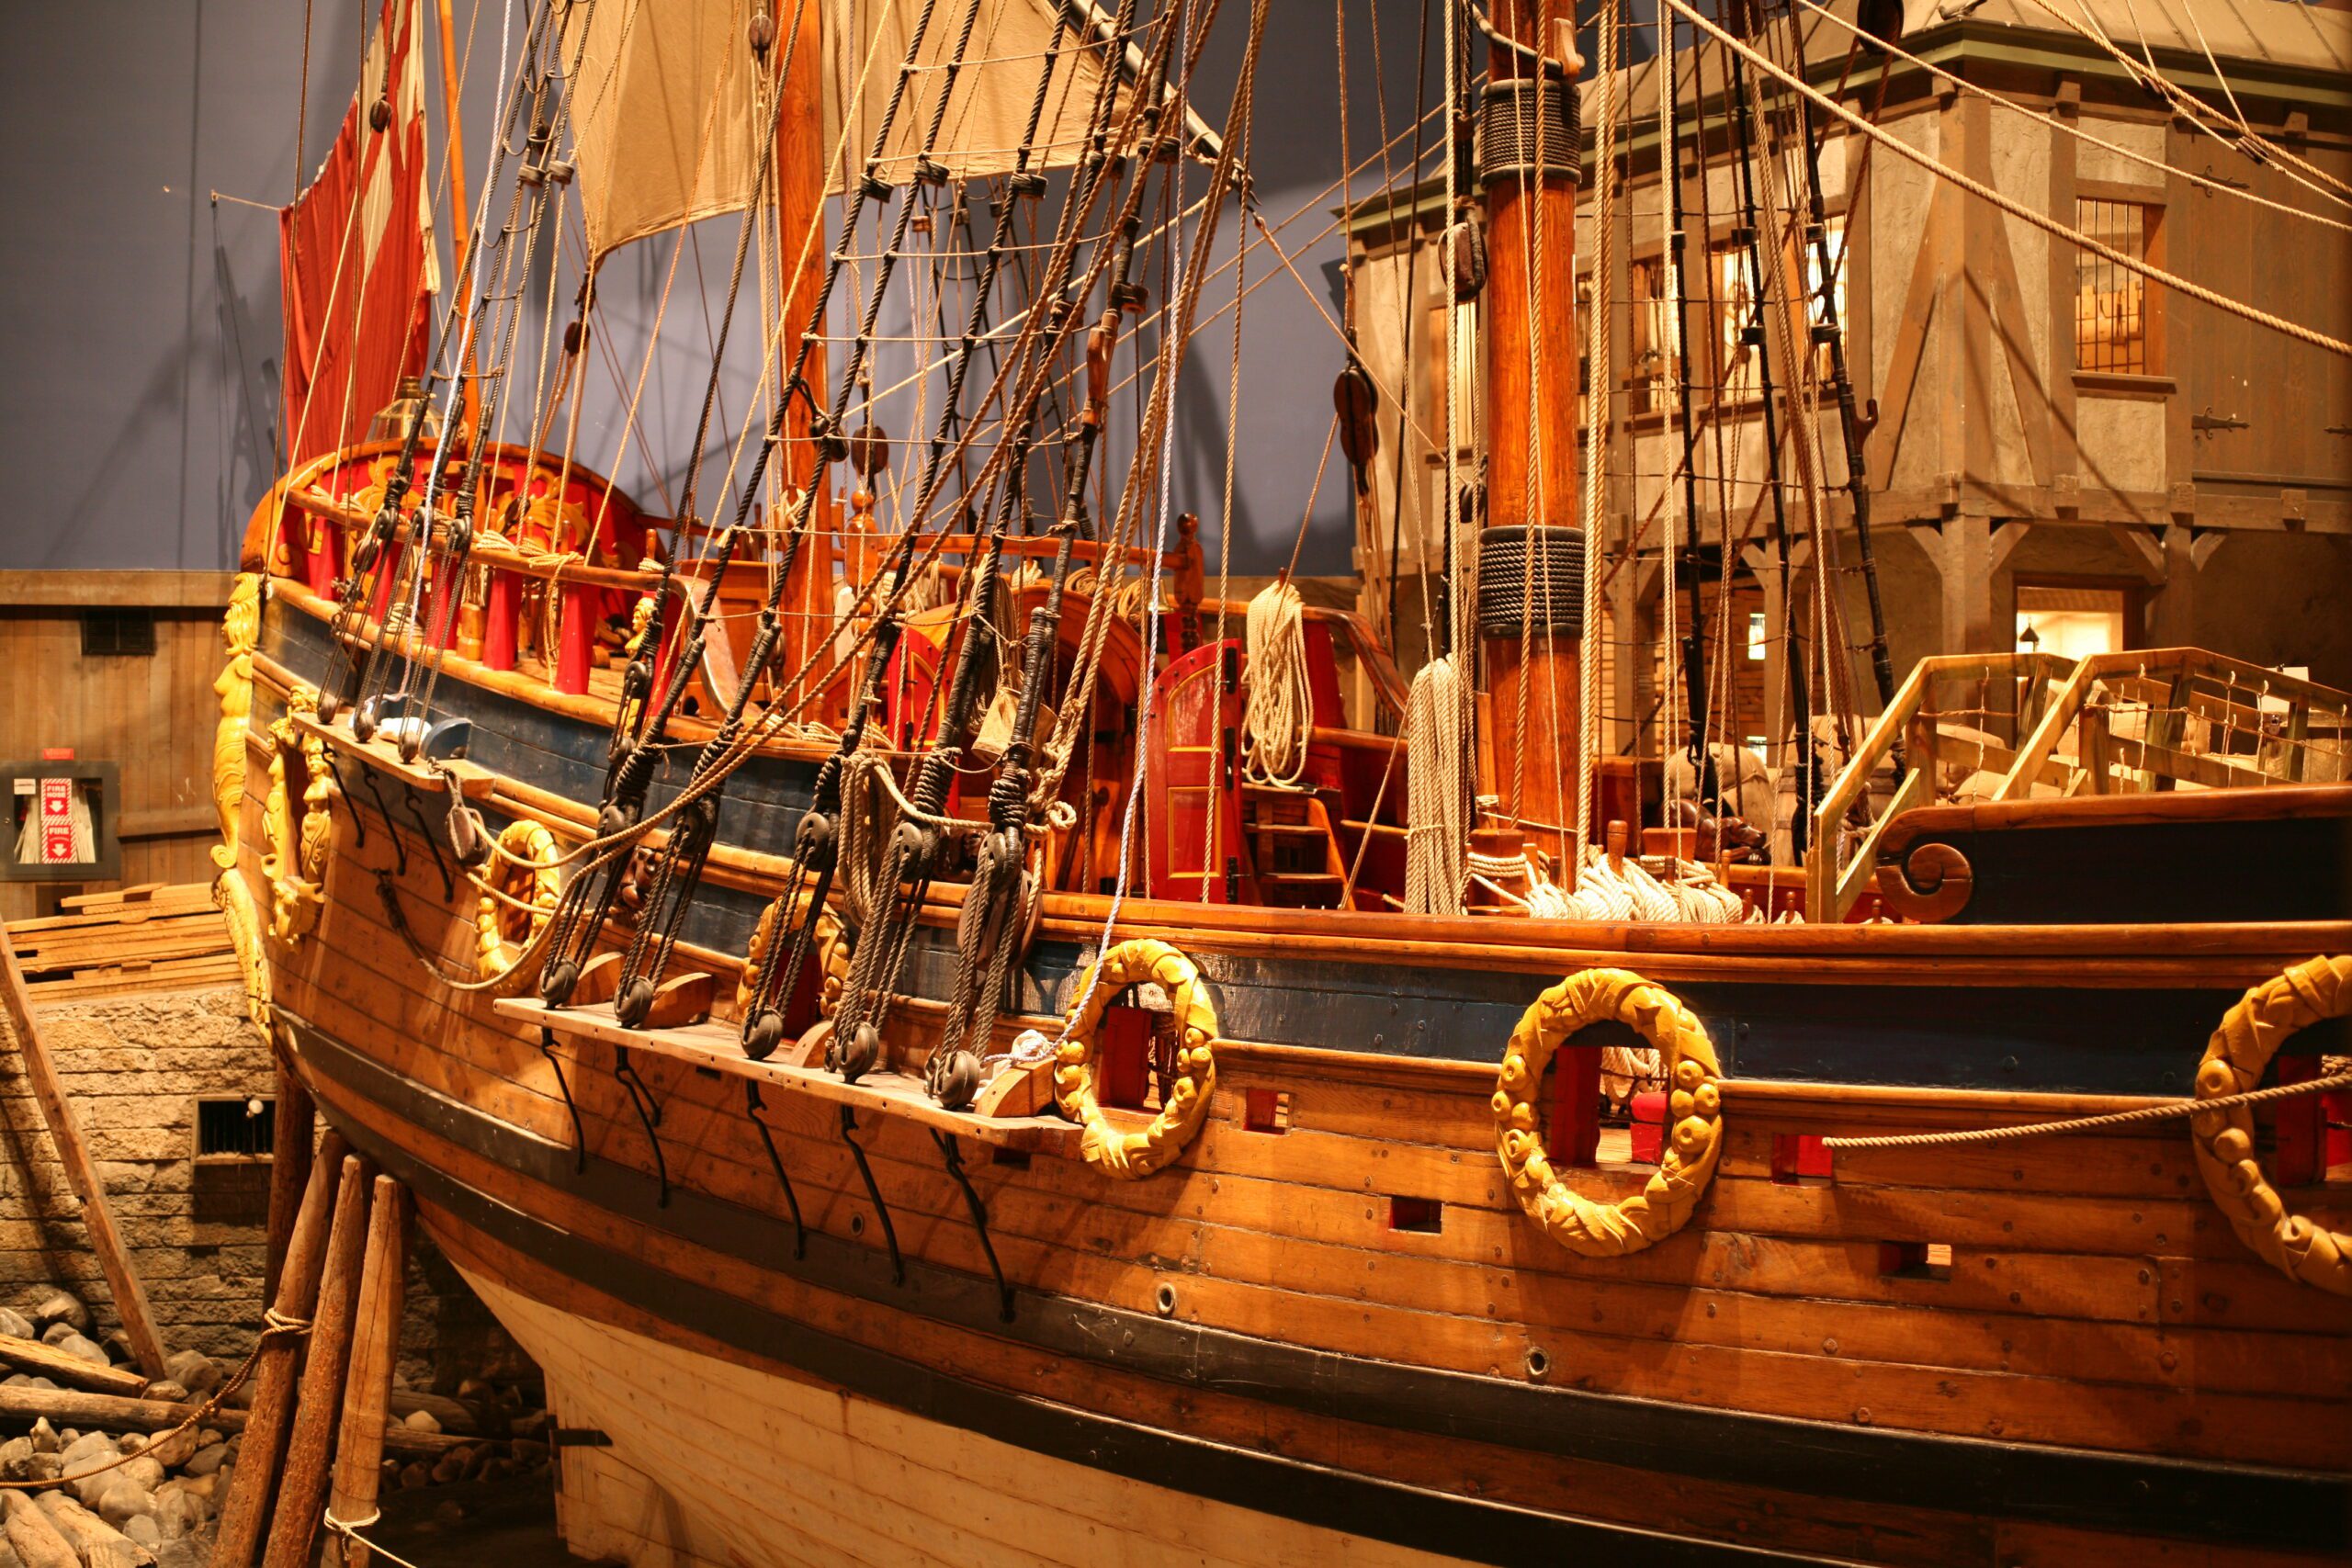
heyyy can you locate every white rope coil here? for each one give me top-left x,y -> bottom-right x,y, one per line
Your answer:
1240,580 -> 1312,786
1403,654 -> 1469,916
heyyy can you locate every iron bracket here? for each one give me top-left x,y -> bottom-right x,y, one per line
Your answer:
401,783 -> 455,900
933,1131 -> 1012,1322
744,1082 -> 807,1261
315,749 -> 368,847
540,1026 -> 585,1175
358,767 -> 404,874
838,1107 -> 903,1285
613,1045 -> 669,1207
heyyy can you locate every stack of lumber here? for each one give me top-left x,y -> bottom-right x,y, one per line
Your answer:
6,886 -> 234,1001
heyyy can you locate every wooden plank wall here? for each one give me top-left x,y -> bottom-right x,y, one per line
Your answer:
0,573 -> 234,923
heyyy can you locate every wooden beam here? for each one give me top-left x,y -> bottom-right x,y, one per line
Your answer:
2103,522 -> 2168,584
0,571 -> 237,610
0,931 -> 168,1379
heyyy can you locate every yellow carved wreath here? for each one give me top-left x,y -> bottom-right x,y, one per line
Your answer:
261,692 -> 333,944
738,879 -> 850,1023
1054,939 -> 1218,1180
2191,954 -> 2351,1297
1494,967 -> 1724,1257
475,818 -> 563,981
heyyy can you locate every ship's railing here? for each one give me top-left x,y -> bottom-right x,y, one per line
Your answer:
1806,652 -> 2079,924
1995,647 -> 2352,803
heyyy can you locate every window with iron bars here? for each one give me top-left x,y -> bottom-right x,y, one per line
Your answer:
2075,197 -> 2161,376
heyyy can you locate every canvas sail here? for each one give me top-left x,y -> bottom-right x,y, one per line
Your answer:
280,0 -> 438,468
564,0 -> 1129,259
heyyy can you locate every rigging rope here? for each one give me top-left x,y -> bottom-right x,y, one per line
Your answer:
1661,0 -> 2352,358
1822,1070 -> 2352,1151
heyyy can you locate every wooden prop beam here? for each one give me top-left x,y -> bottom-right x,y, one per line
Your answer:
261,1154 -> 375,1568
0,1329 -> 149,1398
0,931 -> 168,1379
213,1130 -> 353,1568
327,1176 -> 408,1568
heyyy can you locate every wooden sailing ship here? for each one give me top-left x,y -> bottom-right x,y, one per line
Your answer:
210,0 -> 2350,1561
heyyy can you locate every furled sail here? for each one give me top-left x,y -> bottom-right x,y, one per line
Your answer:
564,0 -> 1128,259
280,0 -> 438,468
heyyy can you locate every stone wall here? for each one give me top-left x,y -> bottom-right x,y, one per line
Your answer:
0,982 -> 522,1390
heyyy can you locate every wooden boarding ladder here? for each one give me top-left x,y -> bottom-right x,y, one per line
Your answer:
1806,652 -> 2079,925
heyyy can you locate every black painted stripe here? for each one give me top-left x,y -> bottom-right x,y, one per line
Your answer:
283,1010 -> 2349,1556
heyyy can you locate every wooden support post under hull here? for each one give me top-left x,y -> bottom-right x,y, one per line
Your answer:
264,1064 -> 316,1307
260,1153 -> 377,1568
327,1175 -> 409,1568
213,1131 -> 353,1568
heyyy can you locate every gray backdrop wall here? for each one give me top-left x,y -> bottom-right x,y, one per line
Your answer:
0,0 -> 1453,578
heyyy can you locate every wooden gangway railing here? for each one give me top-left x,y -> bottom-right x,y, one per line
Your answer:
1805,652 -> 2078,924
1995,647 -> 2352,803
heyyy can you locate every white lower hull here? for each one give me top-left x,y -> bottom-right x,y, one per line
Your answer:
460,1269 -> 1464,1568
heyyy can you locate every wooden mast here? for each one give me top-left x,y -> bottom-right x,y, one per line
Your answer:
769,0 -> 834,719
1478,0 -> 1585,862
430,0 -> 481,439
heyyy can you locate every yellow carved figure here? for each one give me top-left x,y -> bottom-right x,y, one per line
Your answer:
211,572 -> 263,869
738,879 -> 850,1023
1054,939 -> 1219,1180
1493,967 -> 1724,1257
261,688 -> 332,943
475,818 -> 564,982
2190,953 -> 2352,1296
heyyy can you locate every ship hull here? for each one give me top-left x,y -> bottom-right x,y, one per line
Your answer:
237,592 -> 2352,1567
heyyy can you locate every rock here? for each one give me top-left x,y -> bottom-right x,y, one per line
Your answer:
160,1353 -> 219,1397
117,1434 -> 144,1454
480,1456 -> 514,1483
140,1381 -> 189,1405
397,1461 -> 430,1490
402,1408 -> 442,1434
213,1380 -> 254,1412
22,1453 -> 60,1484
120,1458 -> 164,1495
2,1374 -> 34,1390
38,1324 -> 76,1349
97,1330 -> 137,1367
141,1425 -> 199,1470
20,1379 -> 54,1393
512,1407 -> 551,1440
155,1538 -> 206,1568
430,1499 -> 467,1529
0,1307 -> 32,1340
95,1477 -> 155,1528
151,1487 -> 200,1541
429,1449 -> 469,1485
28,1420 -> 57,1455
180,1444 -> 228,1480
509,1438 -> 548,1470
32,1293 -> 89,1335
51,1332 -> 109,1369
0,1437 -> 34,1482
61,1431 -> 114,1469
124,1514 -> 162,1549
